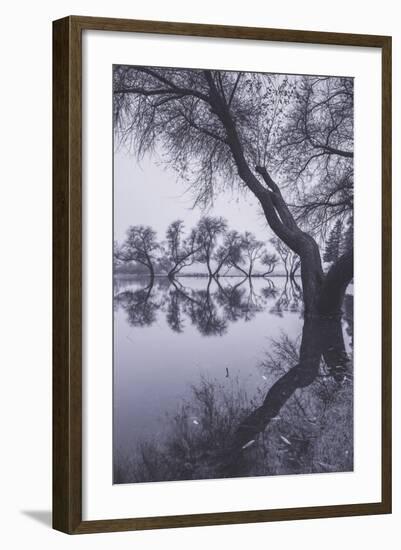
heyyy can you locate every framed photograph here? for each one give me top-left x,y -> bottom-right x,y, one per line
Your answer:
53,16 -> 392,534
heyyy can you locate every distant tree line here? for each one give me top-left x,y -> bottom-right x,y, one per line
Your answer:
113,67 -> 354,318
114,216 -> 282,281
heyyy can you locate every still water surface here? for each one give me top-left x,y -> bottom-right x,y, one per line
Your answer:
113,275 -> 353,482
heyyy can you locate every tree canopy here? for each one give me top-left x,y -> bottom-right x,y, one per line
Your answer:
113,66 -> 354,316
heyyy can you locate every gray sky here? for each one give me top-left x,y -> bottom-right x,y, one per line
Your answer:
114,148 -> 274,246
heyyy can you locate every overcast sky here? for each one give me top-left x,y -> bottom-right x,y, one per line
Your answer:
114,147 -> 274,247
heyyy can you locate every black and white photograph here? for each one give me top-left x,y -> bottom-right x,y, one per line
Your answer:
112,65 -> 354,484
0,0 -> 395,543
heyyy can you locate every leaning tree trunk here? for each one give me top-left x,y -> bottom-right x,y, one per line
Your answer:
206,71 -> 353,317
206,80 -> 354,473
206,74 -> 323,315
219,313 -> 351,477
317,249 -> 353,316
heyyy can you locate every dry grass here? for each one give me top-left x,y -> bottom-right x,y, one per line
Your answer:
114,363 -> 353,483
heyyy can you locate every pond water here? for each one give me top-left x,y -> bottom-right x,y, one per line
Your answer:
113,275 -> 353,483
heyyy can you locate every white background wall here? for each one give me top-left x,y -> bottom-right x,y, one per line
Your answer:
0,1 -> 399,548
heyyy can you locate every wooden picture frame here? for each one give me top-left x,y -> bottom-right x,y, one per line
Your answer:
53,15 -> 392,534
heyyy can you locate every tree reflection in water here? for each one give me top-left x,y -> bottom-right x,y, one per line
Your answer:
114,278 -> 160,327
221,314 -> 352,478
114,276 -> 353,483
114,275 -> 284,336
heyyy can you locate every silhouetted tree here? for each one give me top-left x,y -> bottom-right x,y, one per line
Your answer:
115,225 -> 159,281
214,230 -> 247,277
241,232 -> 265,277
163,220 -> 200,279
114,67 -> 353,316
195,216 -> 227,277
260,252 -> 279,277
